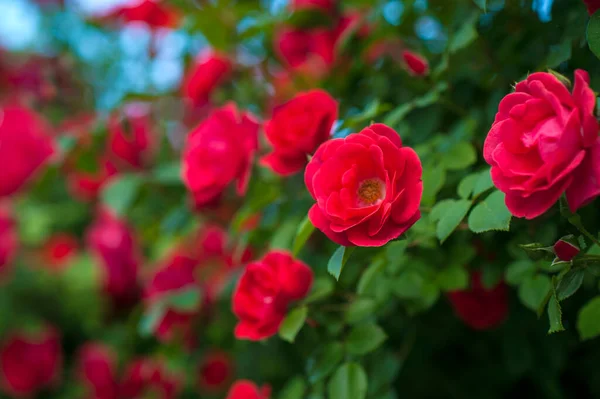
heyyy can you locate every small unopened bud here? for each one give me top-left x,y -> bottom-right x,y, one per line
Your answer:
553,238 -> 580,261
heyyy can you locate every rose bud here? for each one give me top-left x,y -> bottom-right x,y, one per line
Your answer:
261,90 -> 338,176
553,238 -> 580,261
182,104 -> 259,207
86,210 -> 141,306
67,158 -> 118,202
232,250 -> 313,341
402,50 -> 429,76
226,380 -> 271,399
305,123 -> 422,247
120,359 -> 181,399
583,0 -> 600,15
77,343 -> 119,399
0,205 -> 17,275
183,51 -> 232,106
0,326 -> 62,397
484,69 -> 600,219
448,272 -> 508,330
0,105 -> 54,198
198,351 -> 234,393
107,103 -> 155,170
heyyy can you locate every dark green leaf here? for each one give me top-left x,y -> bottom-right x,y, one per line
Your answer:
518,275 -> 552,312
519,243 -> 555,261
139,304 -> 166,337
431,199 -> 471,243
393,271 -> 424,299
557,269 -> 584,301
505,260 -> 535,285
346,323 -> 387,355
270,218 -> 299,250
101,174 -> 144,216
422,165 -> 446,205
327,246 -> 355,280
345,298 -> 377,324
152,162 -> 181,184
472,169 -> 493,198
278,376 -> 307,399
468,190 -> 511,233
307,342 -> 344,384
304,277 -> 335,304
449,14 -> 478,53
587,11 -> 600,60
327,363 -> 368,399
578,296 -> 600,340
357,260 -> 385,296
167,287 -> 202,312
441,142 -> 477,170
457,173 -> 478,199
436,266 -> 469,291
292,216 -> 315,256
548,295 -> 565,334
279,306 -> 308,343
473,0 -> 486,12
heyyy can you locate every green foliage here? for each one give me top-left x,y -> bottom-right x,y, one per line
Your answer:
346,323 -> 387,355
279,306 -> 308,343
327,246 -> 355,280
587,11 -> 600,60
327,363 -> 368,399
578,296 -> 600,340
468,190 -> 512,233
101,174 -> 144,216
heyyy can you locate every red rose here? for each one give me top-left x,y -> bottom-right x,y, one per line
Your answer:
402,50 -> 429,76
183,51 -> 232,106
107,104 -> 155,170
67,158 -> 118,201
584,0 -> 600,15
120,359 -> 180,399
289,0 -> 336,14
0,105 -> 54,197
448,272 -> 508,330
42,234 -> 78,270
0,326 -> 62,397
198,351 -> 233,393
87,210 -> 141,306
0,206 -> 17,275
274,28 -> 336,72
226,380 -> 271,399
232,250 -> 313,341
182,104 -> 259,207
484,70 -> 600,219
106,0 -> 179,28
305,123 -> 422,247
261,90 -> 338,176
553,238 -> 580,261
78,343 -> 119,399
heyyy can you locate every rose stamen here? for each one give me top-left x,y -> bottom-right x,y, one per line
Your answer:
358,179 -> 385,206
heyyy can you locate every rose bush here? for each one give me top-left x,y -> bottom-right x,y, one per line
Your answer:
1,0 -> 600,398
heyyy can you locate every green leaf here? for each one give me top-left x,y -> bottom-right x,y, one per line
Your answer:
270,218 -> 299,250
422,165 -> 446,205
357,260 -> 385,296
278,376 -> 307,399
166,287 -> 202,312
587,10 -> 600,60
152,162 -> 181,184
393,271 -> 424,299
457,173 -> 478,199
430,199 -> 471,243
101,174 -> 144,216
519,243 -> 555,261
327,246 -> 355,280
327,363 -> 368,399
473,0 -> 486,12
467,190 -> 511,233
557,269 -> 584,301
279,306 -> 308,343
346,323 -> 387,355
545,40 -> 572,68
304,277 -> 335,304
307,342 -> 344,384
578,296 -> 600,340
449,14 -> 478,53
441,142 -> 477,170
518,275 -> 552,312
472,169 -> 493,198
547,295 -> 565,334
345,298 -> 377,324
292,216 -> 315,256
505,260 -> 535,285
436,266 -> 469,291
138,304 -> 166,336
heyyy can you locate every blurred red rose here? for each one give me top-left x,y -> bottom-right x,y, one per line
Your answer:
305,123 -> 422,247
182,103 -> 259,207
87,210 -> 141,306
584,0 -> 600,14
0,326 -> 62,397
183,51 -> 232,106
107,103 -> 155,170
261,89 -> 338,176
120,359 -> 181,399
275,27 -> 336,74
448,272 -> 508,330
226,380 -> 271,399
402,50 -> 429,76
67,158 -> 118,201
289,0 -> 336,14
232,250 -> 313,341
198,351 -> 233,393
78,343 -> 119,399
484,70 -> 600,219
106,0 -> 180,29
0,205 -> 17,275
42,234 -> 78,270
553,238 -> 580,261
0,105 -> 54,198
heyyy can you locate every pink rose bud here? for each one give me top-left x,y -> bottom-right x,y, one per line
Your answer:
553,239 -> 580,261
